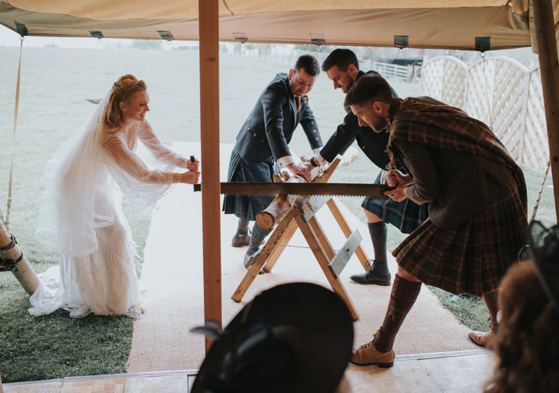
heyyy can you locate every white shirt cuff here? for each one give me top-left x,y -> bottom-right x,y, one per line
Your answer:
277,155 -> 295,168
314,153 -> 327,165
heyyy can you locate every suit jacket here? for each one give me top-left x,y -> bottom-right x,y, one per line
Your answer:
319,71 -> 398,170
389,97 -> 519,229
234,73 -> 323,163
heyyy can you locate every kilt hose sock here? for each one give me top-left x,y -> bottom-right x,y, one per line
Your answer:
483,290 -> 499,333
369,221 -> 389,273
375,274 -> 422,353
237,218 -> 250,235
246,222 -> 273,257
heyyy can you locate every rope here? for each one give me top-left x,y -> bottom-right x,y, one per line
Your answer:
5,37 -> 24,231
530,159 -> 551,223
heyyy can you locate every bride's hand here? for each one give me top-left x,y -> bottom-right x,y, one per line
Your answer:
185,159 -> 199,172
180,171 -> 200,184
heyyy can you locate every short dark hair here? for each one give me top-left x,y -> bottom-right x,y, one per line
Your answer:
322,49 -> 359,72
344,74 -> 393,108
294,55 -> 321,77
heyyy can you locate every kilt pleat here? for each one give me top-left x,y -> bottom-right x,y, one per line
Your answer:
362,170 -> 429,234
393,179 -> 527,297
222,149 -> 276,221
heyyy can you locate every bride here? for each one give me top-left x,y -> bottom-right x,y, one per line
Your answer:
32,74 -> 200,318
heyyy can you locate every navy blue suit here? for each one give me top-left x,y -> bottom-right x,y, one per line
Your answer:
224,73 -> 323,221
234,73 -> 323,163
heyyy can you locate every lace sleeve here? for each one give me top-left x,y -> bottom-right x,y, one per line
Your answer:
138,121 -> 188,168
100,131 -> 180,184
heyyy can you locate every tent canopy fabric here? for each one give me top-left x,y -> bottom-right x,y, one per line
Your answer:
0,0 -> 557,50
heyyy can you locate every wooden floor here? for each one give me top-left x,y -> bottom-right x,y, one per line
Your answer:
3,349 -> 493,393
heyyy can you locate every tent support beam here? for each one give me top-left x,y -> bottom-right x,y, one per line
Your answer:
533,0 -> 559,222
199,0 -> 222,351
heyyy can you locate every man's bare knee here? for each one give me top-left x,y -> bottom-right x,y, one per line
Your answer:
363,208 -> 382,224
397,265 -> 421,282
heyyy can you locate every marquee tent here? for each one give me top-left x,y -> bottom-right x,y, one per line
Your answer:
1,0 -> 559,344
0,0 -> 558,50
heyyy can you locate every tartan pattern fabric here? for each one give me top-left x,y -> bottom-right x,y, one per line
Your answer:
362,170 -> 429,234
388,97 -> 527,210
393,179 -> 527,297
222,149 -> 275,221
374,274 -> 422,353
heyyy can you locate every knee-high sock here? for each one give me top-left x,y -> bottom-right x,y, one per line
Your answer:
483,290 -> 499,333
246,222 -> 272,256
369,222 -> 388,274
375,274 -> 422,353
236,218 -> 250,234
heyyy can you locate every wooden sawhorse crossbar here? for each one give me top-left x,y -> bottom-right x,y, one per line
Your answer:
231,194 -> 371,320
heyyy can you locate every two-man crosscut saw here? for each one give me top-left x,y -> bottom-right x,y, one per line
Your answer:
193,183 -> 395,199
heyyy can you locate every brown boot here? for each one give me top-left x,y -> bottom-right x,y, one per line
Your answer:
231,230 -> 250,247
350,330 -> 395,368
469,317 -> 496,347
468,330 -> 495,347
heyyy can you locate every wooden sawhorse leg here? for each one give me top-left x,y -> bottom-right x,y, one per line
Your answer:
231,215 -> 294,302
327,198 -> 371,270
293,210 -> 359,320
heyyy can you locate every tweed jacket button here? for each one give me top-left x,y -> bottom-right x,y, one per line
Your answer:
253,133 -> 256,136
261,139 -> 264,143
315,137 -> 319,141
311,121 -> 315,125
313,129 -> 317,133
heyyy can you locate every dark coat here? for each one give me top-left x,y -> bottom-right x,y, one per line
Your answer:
388,97 -> 522,230
319,71 -> 398,170
234,73 -> 323,163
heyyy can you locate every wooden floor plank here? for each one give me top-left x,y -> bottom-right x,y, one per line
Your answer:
4,352 -> 494,393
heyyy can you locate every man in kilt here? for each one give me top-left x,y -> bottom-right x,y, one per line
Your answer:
344,74 -> 528,366
306,49 -> 428,286
223,55 -> 324,265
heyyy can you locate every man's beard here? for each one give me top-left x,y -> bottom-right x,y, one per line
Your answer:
372,116 -> 388,132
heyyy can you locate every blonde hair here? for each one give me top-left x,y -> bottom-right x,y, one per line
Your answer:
103,74 -> 147,133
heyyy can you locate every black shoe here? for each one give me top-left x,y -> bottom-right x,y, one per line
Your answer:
350,268 -> 391,286
232,230 -> 250,247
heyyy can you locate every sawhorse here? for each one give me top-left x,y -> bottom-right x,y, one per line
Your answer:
231,193 -> 371,321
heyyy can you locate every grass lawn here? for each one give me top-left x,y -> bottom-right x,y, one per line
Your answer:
0,45 -> 556,383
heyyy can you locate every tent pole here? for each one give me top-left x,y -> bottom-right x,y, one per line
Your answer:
199,0 -> 222,351
532,0 -> 559,223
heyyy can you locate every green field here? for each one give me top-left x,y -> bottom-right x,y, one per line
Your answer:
0,46 -> 556,383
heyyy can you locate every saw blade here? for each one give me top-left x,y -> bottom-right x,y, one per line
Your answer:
194,183 -> 395,199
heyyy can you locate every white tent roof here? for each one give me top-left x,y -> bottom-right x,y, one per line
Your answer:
0,0 -> 556,50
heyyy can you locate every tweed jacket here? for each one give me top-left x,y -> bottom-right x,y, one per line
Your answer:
319,71 -> 398,170
388,97 -> 526,230
234,73 -> 323,163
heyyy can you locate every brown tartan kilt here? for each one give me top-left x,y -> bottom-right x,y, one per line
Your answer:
393,179 -> 528,297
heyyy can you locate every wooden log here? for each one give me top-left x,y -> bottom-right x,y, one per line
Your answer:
0,218 -> 39,295
256,167 -> 320,230
255,154 -> 347,230
532,0 -> 559,222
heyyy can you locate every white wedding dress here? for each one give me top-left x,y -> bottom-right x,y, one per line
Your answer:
31,93 -> 188,318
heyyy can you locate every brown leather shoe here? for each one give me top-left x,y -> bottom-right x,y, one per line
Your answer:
468,330 -> 495,347
232,230 -> 250,247
350,340 -> 395,367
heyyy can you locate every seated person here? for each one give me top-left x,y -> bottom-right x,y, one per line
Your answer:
484,221 -> 559,393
